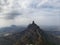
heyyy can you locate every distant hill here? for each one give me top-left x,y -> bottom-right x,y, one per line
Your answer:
0,25 -> 26,33
0,21 -> 60,45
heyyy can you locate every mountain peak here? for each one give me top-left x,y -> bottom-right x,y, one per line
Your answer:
31,21 -> 37,26
13,21 -> 46,45
27,21 -> 39,29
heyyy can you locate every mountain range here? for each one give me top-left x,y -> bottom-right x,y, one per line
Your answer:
0,21 -> 60,45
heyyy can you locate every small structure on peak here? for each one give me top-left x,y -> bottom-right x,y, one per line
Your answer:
32,21 -> 35,24
27,21 -> 39,28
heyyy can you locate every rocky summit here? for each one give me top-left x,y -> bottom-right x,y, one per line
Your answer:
14,21 -> 47,45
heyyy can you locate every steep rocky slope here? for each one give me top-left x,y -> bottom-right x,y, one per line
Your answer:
13,21 -> 47,45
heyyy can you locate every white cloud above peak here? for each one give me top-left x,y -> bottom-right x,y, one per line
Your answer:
0,0 -> 60,27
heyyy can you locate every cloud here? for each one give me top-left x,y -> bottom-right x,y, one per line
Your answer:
0,0 -> 60,27
29,0 -> 48,8
5,10 -> 22,19
29,0 -> 60,10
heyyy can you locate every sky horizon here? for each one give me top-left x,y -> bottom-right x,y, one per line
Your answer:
0,0 -> 60,27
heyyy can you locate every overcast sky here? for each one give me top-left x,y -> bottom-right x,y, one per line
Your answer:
0,0 -> 60,27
